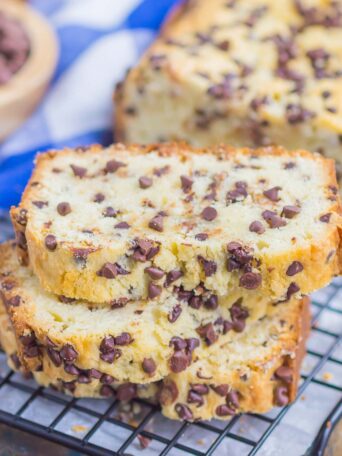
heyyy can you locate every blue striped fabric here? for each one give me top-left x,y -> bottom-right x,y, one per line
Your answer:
0,0 -> 179,210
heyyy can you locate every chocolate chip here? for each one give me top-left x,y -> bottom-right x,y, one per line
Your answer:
64,363 -> 81,376
250,95 -> 269,110
10,354 -> 21,370
111,298 -> 129,309
189,295 -> 203,309
274,366 -> 293,383
117,383 -> 137,401
132,238 -> 159,262
100,335 -> 115,353
165,269 -> 183,287
239,272 -> 262,289
105,160 -> 126,173
191,384 -> 209,395
207,81 -> 233,100
148,214 -> 164,232
286,261 -> 303,276
6,295 -> 21,307
186,338 -> 200,353
78,373 -> 92,384
263,186 -> 281,202
201,206 -> 217,221
170,336 -> 187,351
170,350 -> 191,373
115,221 -> 130,229
57,202 -> 71,216
142,358 -> 156,374
286,104 -> 314,124
100,349 -> 122,364
138,435 -> 151,450
93,193 -> 105,203
114,332 -> 133,345
89,368 -> 102,379
100,373 -> 115,384
33,201 -> 48,208
320,213 -> 331,223
139,176 -> 153,189
281,205 -> 301,218
15,208 -> 28,227
97,262 -> 118,279
227,181 -> 248,203
198,256 -> 217,277
226,242 -> 253,272
274,385 -> 289,406
148,282 -> 162,299
24,345 -> 40,358
159,379 -> 179,405
226,390 -> 239,408
223,320 -> 233,334
153,166 -> 169,177
196,323 -> 218,345
195,233 -> 208,241
102,207 -> 117,217
187,390 -> 204,406
175,403 -> 193,420
168,304 -> 182,323
100,384 -> 115,397
45,234 -> 57,251
204,294 -> 218,310
60,344 -> 78,363
47,348 -> 62,367
216,404 -> 235,416
16,231 -> 27,251
230,299 -> 249,332
216,39 -> 230,51
70,164 -> 87,178
249,220 -> 265,234
284,161 -> 296,169
262,210 -> 287,228
144,267 -> 165,280
286,282 -> 300,300
63,381 -> 76,393
20,333 -> 36,346
180,175 -> 193,193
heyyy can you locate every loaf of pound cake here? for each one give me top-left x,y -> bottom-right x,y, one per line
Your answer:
0,266 -> 309,421
11,143 -> 342,308
115,0 -> 342,179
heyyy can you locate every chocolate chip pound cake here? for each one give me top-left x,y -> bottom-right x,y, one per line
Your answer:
11,143 -> 342,308
0,263 -> 309,420
115,0 -> 342,179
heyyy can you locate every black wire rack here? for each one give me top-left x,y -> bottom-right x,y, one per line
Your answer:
0,213 -> 341,456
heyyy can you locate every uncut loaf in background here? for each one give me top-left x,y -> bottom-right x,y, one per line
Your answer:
115,0 -> 342,180
11,143 -> 342,308
0,248 -> 310,421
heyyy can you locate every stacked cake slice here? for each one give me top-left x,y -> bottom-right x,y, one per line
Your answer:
1,142 -> 341,421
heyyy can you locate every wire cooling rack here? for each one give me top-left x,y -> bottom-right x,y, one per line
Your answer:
0,212 -> 341,456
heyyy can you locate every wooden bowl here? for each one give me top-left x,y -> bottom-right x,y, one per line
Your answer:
0,0 -> 58,142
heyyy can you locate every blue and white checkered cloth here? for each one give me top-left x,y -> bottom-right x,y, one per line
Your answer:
0,0 -> 178,210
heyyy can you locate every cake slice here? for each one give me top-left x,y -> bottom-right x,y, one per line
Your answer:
0,267 -> 309,420
11,143 -> 342,309
0,241 -> 280,384
115,0 -> 342,180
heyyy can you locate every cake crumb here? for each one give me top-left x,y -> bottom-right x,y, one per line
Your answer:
71,424 -> 89,433
322,372 -> 333,381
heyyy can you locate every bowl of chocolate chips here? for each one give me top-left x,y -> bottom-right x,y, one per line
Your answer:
0,0 -> 58,141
